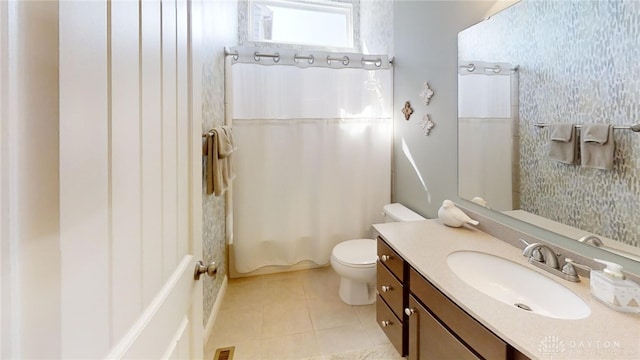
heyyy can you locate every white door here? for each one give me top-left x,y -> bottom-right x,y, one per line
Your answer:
59,0 -> 204,358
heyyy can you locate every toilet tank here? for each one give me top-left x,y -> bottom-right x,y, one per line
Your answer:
383,203 -> 426,222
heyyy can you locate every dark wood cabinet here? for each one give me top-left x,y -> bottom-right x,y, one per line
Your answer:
376,237 -> 407,356
376,236 -> 530,360
407,295 -> 480,360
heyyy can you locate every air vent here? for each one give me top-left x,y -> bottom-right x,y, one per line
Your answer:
213,346 -> 234,360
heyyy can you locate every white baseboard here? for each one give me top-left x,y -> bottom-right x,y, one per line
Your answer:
204,275 -> 228,341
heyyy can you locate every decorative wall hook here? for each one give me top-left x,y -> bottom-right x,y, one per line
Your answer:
419,114 -> 435,135
402,101 -> 414,120
420,82 -> 434,105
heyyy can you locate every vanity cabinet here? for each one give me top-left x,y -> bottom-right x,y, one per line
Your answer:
377,236 -> 530,360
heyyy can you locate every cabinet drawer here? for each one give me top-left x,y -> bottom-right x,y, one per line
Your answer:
376,294 -> 403,355
410,268 -> 508,360
377,262 -> 404,319
377,237 -> 404,281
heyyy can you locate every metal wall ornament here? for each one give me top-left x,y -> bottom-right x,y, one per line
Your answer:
420,82 -> 434,105
419,114 -> 435,136
402,101 -> 414,120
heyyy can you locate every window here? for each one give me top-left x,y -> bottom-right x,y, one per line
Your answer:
249,0 -> 354,49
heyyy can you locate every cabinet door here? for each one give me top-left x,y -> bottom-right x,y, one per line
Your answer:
407,296 -> 480,360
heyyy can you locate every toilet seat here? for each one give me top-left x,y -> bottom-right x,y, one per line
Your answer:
331,239 -> 376,267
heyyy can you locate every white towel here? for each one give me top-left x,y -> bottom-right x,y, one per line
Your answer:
581,124 -> 614,170
548,123 -> 577,164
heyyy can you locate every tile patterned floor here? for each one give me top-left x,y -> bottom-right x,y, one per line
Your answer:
205,266 -> 404,360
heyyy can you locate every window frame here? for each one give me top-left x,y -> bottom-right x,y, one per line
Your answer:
244,0 -> 359,51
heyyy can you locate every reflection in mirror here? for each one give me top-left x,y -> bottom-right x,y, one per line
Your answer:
458,0 -> 640,262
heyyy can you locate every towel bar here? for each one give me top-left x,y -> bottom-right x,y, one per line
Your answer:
534,123 -> 640,133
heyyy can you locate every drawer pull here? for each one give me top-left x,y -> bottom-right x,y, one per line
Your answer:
380,254 -> 391,262
380,320 -> 392,327
405,307 -> 416,316
381,285 -> 392,292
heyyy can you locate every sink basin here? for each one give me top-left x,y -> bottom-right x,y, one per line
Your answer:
447,251 -> 590,320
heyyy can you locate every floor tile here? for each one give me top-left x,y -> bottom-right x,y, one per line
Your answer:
260,332 -> 320,360
262,299 -> 313,338
209,306 -> 263,344
262,276 -> 306,303
307,297 -> 360,330
315,324 -> 374,355
221,277 -> 267,311
353,303 -> 378,328
301,267 -> 341,300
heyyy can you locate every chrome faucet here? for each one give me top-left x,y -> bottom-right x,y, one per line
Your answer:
578,235 -> 604,247
520,239 -> 580,282
522,242 -> 559,269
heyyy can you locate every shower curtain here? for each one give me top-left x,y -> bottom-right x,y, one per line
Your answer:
228,49 -> 392,274
458,61 -> 518,211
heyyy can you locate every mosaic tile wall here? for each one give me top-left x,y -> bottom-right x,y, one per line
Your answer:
459,0 -> 640,248
201,0 -> 238,326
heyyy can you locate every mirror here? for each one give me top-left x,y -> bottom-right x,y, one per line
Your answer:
457,0 -> 640,262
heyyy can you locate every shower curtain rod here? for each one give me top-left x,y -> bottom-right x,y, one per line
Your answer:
225,47 -> 394,68
459,63 -> 518,73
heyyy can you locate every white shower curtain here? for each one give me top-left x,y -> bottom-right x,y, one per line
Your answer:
458,61 -> 517,211
229,58 -> 392,274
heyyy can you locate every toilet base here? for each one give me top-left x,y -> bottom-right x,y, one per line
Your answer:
338,277 -> 375,305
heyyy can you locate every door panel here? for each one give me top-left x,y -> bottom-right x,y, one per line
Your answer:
59,1 -> 110,356
161,0 -> 179,280
141,0 -> 165,307
111,0 -> 143,342
59,0 -> 202,358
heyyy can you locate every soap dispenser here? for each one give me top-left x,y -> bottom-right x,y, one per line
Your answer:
590,259 -> 640,313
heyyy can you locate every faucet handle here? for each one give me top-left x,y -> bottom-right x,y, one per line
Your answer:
519,240 -> 544,262
562,258 -> 592,280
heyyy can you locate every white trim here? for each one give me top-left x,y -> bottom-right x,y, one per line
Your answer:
203,275 -> 227,342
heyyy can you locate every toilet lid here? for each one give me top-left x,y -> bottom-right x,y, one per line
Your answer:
333,239 -> 377,265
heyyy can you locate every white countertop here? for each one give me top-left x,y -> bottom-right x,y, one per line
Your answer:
373,219 -> 640,360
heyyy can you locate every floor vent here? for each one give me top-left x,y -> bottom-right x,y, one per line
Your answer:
213,346 -> 235,360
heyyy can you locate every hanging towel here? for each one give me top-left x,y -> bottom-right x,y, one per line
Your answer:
218,125 -> 236,158
206,127 -> 236,196
218,126 -> 236,190
548,123 -> 577,164
581,124 -> 614,170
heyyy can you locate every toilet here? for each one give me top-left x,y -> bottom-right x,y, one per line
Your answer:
330,203 -> 426,305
